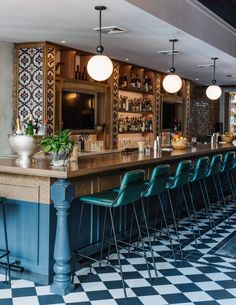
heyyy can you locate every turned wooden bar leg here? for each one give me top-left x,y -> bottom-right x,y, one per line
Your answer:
50,179 -> 75,295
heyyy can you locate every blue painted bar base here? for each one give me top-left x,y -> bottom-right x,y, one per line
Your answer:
50,179 -> 75,296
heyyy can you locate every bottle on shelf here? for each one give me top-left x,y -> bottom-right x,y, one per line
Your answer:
144,75 -> 149,92
33,118 -> 39,135
136,74 -> 141,89
82,67 -> 87,81
16,118 -> 23,135
25,114 -> 34,136
75,65 -> 81,80
130,72 -> 136,88
148,77 -> 153,92
118,115 -> 153,133
38,117 -> 49,136
123,73 -> 128,88
119,74 -> 124,87
118,95 -> 152,113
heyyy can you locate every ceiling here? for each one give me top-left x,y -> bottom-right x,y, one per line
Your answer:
1,0 -> 236,86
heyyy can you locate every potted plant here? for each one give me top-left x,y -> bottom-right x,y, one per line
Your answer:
41,130 -> 74,167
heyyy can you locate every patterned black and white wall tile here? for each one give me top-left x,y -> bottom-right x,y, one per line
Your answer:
18,47 -> 43,125
46,47 -> 56,134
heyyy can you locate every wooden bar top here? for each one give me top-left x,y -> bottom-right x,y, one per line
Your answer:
0,143 -> 235,179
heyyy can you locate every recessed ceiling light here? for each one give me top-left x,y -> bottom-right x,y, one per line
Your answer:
61,40 -> 66,44
197,64 -> 213,68
157,50 -> 181,56
125,58 -> 129,61
195,78 -> 199,81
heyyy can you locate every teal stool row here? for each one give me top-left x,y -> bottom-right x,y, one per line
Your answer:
72,151 -> 236,298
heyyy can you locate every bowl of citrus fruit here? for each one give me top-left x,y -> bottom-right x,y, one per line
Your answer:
221,132 -> 234,143
171,134 -> 188,150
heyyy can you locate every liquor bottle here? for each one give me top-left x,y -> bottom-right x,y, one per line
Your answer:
75,65 -> 81,80
25,114 -> 34,136
16,118 -> 23,135
136,74 -> 141,89
148,77 -> 153,92
33,118 -> 39,135
82,67 -> 87,81
125,97 -> 129,111
119,74 -> 124,87
131,73 -> 136,88
123,73 -> 128,88
38,117 -> 49,136
144,75 -> 149,92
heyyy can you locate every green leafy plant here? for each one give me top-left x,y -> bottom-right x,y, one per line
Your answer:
41,130 -> 74,154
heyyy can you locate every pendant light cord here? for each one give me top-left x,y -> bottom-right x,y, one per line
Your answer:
212,58 -> 216,84
95,6 -> 106,55
99,8 -> 102,49
170,39 -> 177,74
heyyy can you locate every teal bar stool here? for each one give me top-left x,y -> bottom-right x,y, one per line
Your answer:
167,160 -> 201,256
73,169 -> 155,298
204,154 -> 229,222
219,151 -> 235,201
189,157 -> 216,234
140,164 -> 177,260
0,197 -> 10,283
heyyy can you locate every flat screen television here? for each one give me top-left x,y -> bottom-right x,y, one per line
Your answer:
61,90 -> 97,131
162,102 -> 176,129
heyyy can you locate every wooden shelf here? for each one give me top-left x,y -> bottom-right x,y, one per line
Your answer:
118,131 -> 153,134
118,110 -> 153,115
119,87 -> 154,95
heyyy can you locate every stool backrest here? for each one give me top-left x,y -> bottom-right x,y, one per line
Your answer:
191,157 -> 209,182
143,164 -> 170,197
221,151 -> 235,172
207,154 -> 222,176
113,169 -> 145,207
171,160 -> 192,189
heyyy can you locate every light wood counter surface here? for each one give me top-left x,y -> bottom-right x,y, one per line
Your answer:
0,143 -> 235,179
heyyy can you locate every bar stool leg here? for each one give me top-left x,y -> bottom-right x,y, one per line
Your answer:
167,190 -> 184,259
72,203 -> 84,283
187,183 -> 203,242
181,187 -> 198,247
128,211 -> 134,253
159,195 -> 176,261
140,199 -> 158,277
99,207 -> 107,270
132,203 -> 152,280
199,180 -> 216,234
109,208 -> 127,298
2,204 -> 10,283
227,172 -> 236,198
212,176 -> 228,222
216,175 -> 230,222
106,209 -> 115,265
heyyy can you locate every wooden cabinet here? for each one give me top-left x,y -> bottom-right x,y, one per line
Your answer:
14,41 -> 191,150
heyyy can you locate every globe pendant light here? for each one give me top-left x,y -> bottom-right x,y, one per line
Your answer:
206,57 -> 222,100
87,6 -> 113,82
163,39 -> 182,94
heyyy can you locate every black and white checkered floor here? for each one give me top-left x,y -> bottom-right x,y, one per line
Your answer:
2,204 -> 236,305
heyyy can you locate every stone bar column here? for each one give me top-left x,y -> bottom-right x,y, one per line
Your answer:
50,179 -> 75,295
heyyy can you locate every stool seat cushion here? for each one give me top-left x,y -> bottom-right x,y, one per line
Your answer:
80,190 -> 118,207
0,197 -> 6,203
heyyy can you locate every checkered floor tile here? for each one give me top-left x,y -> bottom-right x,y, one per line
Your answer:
2,203 -> 236,304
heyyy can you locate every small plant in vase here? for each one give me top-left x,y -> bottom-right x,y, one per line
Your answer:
41,130 -> 74,167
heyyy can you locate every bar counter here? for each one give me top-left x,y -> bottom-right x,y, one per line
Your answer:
0,143 -> 235,179
0,143 -> 235,295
